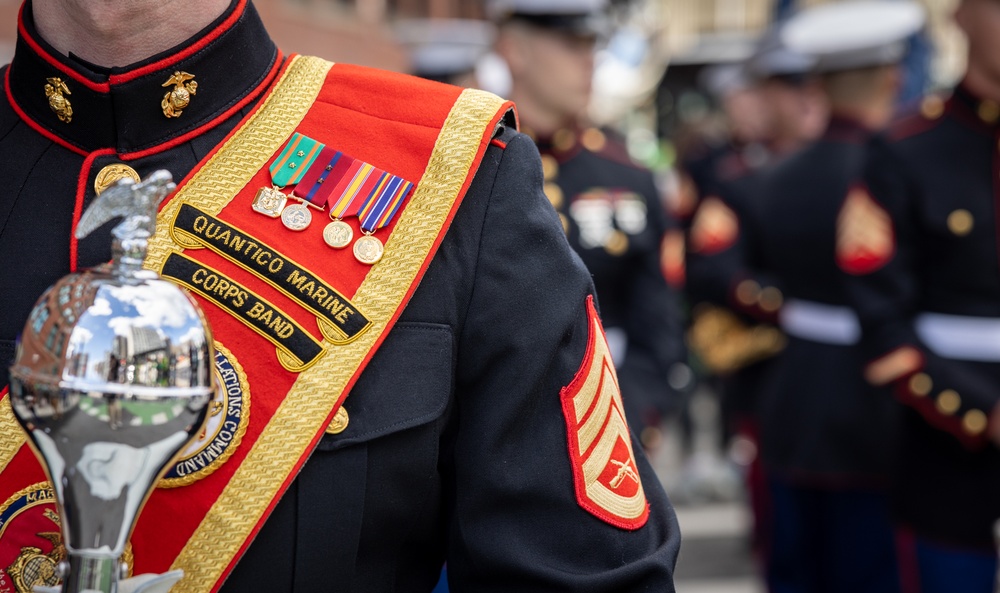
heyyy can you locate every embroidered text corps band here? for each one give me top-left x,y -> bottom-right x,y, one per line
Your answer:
160,252 -> 325,372
170,204 -> 371,344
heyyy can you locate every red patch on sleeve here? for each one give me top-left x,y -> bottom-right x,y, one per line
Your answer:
689,196 -> 739,255
560,297 -> 649,530
836,186 -> 896,275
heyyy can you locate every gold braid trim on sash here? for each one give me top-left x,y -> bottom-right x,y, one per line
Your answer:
166,86 -> 507,590
0,396 -> 23,471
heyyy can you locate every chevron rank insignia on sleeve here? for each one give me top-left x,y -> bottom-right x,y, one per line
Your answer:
836,185 -> 895,275
560,296 -> 649,530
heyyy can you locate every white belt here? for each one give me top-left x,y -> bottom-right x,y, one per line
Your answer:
916,313 -> 1000,362
778,299 -> 861,346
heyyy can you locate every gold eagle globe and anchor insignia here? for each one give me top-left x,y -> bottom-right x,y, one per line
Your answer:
6,508 -> 63,593
161,71 -> 197,118
43,77 -> 72,123
0,484 -> 133,593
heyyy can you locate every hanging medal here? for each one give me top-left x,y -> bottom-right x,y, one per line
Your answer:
353,172 -> 415,265
320,158 -> 380,249
252,133 -> 324,230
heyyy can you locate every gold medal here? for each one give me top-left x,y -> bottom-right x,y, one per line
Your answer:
323,219 -> 353,248
280,202 -> 312,231
251,186 -> 288,218
353,234 -> 384,265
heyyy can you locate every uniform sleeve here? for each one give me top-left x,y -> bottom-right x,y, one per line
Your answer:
682,177 -> 786,376
447,132 -> 680,591
843,136 -> 995,448
685,178 -> 783,322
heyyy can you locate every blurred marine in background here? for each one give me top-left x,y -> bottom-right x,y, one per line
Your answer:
719,2 -> 926,591
843,0 -> 1000,590
682,19 -> 822,557
395,18 -> 495,88
492,0 -> 689,449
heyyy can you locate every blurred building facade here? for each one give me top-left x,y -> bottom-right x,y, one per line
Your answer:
653,0 -> 965,156
0,0 -> 966,90
656,0 -> 964,86
0,0 -> 487,71
0,0 -> 971,159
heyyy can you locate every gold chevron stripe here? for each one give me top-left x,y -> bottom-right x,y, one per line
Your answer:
167,84 -> 506,591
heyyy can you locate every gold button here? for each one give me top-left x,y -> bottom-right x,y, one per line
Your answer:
541,155 -> 559,181
544,183 -> 564,209
936,389 -> 961,415
947,209 -> 974,236
980,100 -> 1000,124
735,280 -> 761,307
581,128 -> 607,153
553,129 -> 577,152
758,287 -> 783,313
920,95 -> 944,120
94,164 -> 141,196
326,406 -> 349,435
604,229 -> 629,256
908,373 -> 932,397
962,409 -> 988,436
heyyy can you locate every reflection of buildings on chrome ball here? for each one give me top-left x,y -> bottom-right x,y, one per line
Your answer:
18,272 -> 201,394
20,274 -> 98,392
7,249 -> 216,589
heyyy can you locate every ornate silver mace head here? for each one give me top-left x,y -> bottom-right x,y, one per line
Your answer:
8,170 -> 214,593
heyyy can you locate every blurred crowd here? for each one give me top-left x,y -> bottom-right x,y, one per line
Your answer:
407,0 -> 1000,591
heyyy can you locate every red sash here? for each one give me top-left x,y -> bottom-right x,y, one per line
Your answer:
0,55 -> 513,593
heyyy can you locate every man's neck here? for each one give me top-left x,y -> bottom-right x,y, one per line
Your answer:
33,0 -> 232,68
509,87 -> 574,138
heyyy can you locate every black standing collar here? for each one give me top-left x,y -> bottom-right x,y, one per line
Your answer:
947,83 -> 1000,133
823,113 -> 873,144
6,0 -> 280,156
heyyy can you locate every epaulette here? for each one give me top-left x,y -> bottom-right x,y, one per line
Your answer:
887,93 -> 947,141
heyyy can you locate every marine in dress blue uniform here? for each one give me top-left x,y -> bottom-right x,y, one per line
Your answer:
493,0 -> 689,448
0,0 -> 682,590
843,1 -> 1000,590
692,3 -> 926,591
683,24 -> 818,558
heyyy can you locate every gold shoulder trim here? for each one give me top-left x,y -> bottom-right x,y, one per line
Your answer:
0,396 -> 23,473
